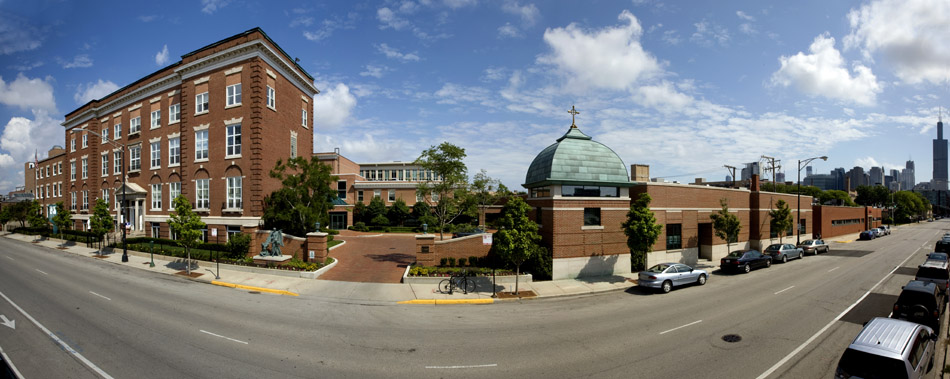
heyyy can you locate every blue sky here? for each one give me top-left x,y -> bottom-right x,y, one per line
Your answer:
0,0 -> 948,193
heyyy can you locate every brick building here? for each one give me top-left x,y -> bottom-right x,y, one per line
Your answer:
58,28 -> 318,240
26,146 -> 67,219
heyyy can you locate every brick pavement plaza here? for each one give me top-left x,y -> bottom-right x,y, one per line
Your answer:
319,230 -> 417,283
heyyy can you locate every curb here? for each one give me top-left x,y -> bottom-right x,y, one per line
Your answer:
210,281 -> 299,296
397,299 -> 494,305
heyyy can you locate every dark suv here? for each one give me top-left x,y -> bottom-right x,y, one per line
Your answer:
892,280 -> 945,331
935,239 -> 950,254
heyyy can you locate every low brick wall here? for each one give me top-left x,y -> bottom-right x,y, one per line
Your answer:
251,229 -> 306,260
415,233 -> 492,266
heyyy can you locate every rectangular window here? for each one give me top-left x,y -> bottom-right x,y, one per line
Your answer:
129,145 -> 141,171
290,133 -> 297,159
337,181 -> 346,200
114,123 -> 121,139
81,158 -> 87,179
151,223 -> 160,238
70,161 -> 76,180
101,128 -> 108,143
169,182 -> 181,205
82,190 -> 88,210
70,138 -> 75,151
226,83 -> 242,106
169,137 -> 180,166
70,192 -> 76,210
388,190 -> 395,202
583,208 -> 601,226
227,176 -> 242,209
81,134 -> 88,148
113,151 -> 122,174
431,191 -> 440,202
101,154 -> 108,176
416,193 -> 424,203
196,178 -> 209,209
666,224 -> 682,249
195,130 -> 208,160
227,226 -> 241,240
150,141 -> 161,168
150,109 -> 161,129
301,108 -> 307,127
267,86 -> 275,108
130,116 -> 141,134
151,183 -> 162,210
169,103 -> 180,123
226,124 -> 241,157
195,92 -> 209,114
358,191 -> 364,202
102,189 -> 109,206
374,189 -> 381,199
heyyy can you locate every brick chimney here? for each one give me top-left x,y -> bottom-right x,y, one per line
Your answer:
751,174 -> 760,191
632,164 -> 650,182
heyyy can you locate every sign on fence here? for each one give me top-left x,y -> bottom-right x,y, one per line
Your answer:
482,233 -> 492,245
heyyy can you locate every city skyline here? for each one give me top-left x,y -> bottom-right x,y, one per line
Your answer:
0,0 -> 948,193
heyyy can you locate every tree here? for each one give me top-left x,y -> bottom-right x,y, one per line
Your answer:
7,201 -> 31,228
621,193 -> 663,271
855,185 -> 890,207
491,196 -> 543,294
51,202 -> 72,240
818,190 -> 857,206
411,201 -> 437,230
262,156 -> 338,236
367,196 -> 388,226
88,199 -> 114,254
415,142 -> 472,240
470,169 -> 509,227
167,195 -> 206,275
353,202 -> 368,224
26,200 -> 46,229
387,198 -> 411,226
710,198 -> 741,253
0,206 -> 11,231
768,199 -> 793,243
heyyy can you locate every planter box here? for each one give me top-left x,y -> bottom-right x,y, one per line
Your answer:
402,273 -> 532,285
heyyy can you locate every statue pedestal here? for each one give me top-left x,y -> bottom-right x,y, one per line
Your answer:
253,255 -> 292,266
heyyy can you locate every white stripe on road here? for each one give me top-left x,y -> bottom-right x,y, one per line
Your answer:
659,320 -> 702,335
827,266 -> 840,273
89,291 -> 111,301
35,269 -> 48,275
773,286 -> 795,295
3,256 -> 12,261
756,246 -> 920,379
426,364 -> 498,369
199,329 -> 248,345
0,290 -> 114,379
0,343 -> 24,379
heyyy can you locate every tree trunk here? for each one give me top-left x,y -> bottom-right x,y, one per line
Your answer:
186,246 -> 191,275
514,265 -> 520,295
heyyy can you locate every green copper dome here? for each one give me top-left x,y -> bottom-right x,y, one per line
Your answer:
523,126 -> 632,188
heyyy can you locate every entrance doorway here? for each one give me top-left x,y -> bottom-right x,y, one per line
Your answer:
698,223 -> 713,260
330,212 -> 347,230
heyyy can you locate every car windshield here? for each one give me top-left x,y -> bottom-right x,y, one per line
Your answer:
837,349 -> 908,379
928,253 -> 948,261
726,251 -> 745,258
897,291 -> 936,309
917,267 -> 949,280
645,264 -> 669,273
765,245 -> 781,251
801,240 -> 814,245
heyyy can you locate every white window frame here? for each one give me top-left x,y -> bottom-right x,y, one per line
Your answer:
196,178 -> 210,210
151,183 -> 162,210
70,161 -> 76,181
169,137 -> 180,166
129,145 -> 141,172
168,182 -> 181,210
113,151 -> 122,175
70,192 -> 76,210
388,190 -> 395,202
225,124 -> 241,158
70,138 -> 76,152
266,86 -> 275,109
101,128 -> 108,144
226,176 -> 242,209
81,134 -> 88,148
226,83 -> 242,107
290,132 -> 297,159
374,189 -> 381,199
150,141 -> 161,169
150,109 -> 161,129
130,116 -> 141,135
81,158 -> 87,179
195,92 -> 209,114
101,154 -> 108,176
114,123 -> 121,139
169,103 -> 180,124
195,130 -> 209,161
301,108 -> 307,127
82,190 -> 88,210
102,188 -> 109,207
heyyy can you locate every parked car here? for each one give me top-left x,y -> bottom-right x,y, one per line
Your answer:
892,280 -> 945,332
859,230 -> 877,240
763,243 -> 804,263
877,226 -> 890,236
915,260 -> 950,294
638,263 -> 708,293
872,228 -> 885,237
798,239 -> 830,255
925,252 -> 948,264
935,239 -> 950,254
452,228 -> 485,238
719,249 -> 771,273
835,317 -> 936,379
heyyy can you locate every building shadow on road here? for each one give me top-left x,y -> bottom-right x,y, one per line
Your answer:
365,253 -> 414,264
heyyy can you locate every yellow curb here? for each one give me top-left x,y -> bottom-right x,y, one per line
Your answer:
835,240 -> 853,243
398,299 -> 493,305
211,281 -> 299,297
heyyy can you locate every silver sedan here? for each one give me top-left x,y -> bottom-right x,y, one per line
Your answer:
763,243 -> 804,263
638,263 -> 708,293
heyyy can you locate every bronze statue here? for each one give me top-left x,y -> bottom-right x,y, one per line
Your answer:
260,229 -> 284,257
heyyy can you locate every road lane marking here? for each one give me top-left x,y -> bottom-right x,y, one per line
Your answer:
199,329 -> 248,345
89,291 -> 111,301
659,320 -> 702,335
0,290 -> 114,379
35,269 -> 48,275
426,364 -> 498,369
3,256 -> 12,261
773,286 -> 795,295
0,344 -> 24,379
827,267 -> 840,273
755,246 -> 920,379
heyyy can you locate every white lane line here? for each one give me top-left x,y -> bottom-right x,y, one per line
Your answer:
0,290 -> 114,379
827,266 -> 840,273
756,246 -> 919,379
89,291 -> 111,301
199,329 -> 249,345
0,343 -> 24,379
426,364 -> 498,369
659,320 -> 702,335
35,269 -> 48,275
3,256 -> 12,261
773,286 -> 795,295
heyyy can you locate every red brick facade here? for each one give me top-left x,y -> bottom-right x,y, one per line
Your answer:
813,205 -> 882,239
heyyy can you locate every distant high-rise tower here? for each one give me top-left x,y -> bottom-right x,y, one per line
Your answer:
902,160 -> 915,190
806,166 -> 813,177
934,119 -> 948,190
869,166 -> 884,186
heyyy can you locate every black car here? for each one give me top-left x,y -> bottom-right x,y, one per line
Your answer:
892,280 -> 945,331
719,249 -> 771,273
935,240 -> 950,254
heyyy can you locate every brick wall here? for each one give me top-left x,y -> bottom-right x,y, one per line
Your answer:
414,233 -> 492,266
813,205 -> 883,239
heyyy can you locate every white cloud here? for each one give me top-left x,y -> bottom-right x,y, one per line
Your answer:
444,0 -> 478,9
434,83 -> 493,106
661,30 -> 681,45
771,33 -> 882,106
74,79 -> 119,105
291,16 -> 314,28
736,10 -> 755,21
538,10 -> 661,91
155,44 -> 169,66
138,15 -> 159,22
313,83 -> 357,129
0,109 -> 62,169
61,54 -> 92,69
0,74 -> 56,112
201,0 -> 230,14
482,67 -> 506,82
375,43 -> 421,62
739,23 -> 756,35
854,156 -> 880,169
304,19 -> 340,41
317,133 -> 410,163
691,19 -> 730,46
502,1 -> 540,26
497,23 -> 521,39
377,7 -> 410,30
844,0 -> 950,85
360,64 -> 389,78
0,13 -> 42,55
632,81 -> 693,112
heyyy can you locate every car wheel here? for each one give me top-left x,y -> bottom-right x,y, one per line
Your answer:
743,264 -> 751,273
661,280 -> 672,293
799,252 -> 803,260
782,255 -> 787,263
697,274 -> 706,285
765,259 -> 771,268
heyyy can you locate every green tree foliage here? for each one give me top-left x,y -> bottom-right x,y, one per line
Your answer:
51,201 -> 72,240
470,169 -> 509,227
6,201 -> 32,228
26,200 -> 46,229
367,196 -> 388,226
387,198 -> 411,226
89,199 -> 114,253
710,198 -> 741,252
353,202 -> 368,224
621,193 -> 663,272
415,142 -> 473,240
854,185 -> 890,207
0,206 -> 11,231
768,199 -> 793,243
491,196 -> 544,294
167,195 -> 206,275
411,201 -> 437,230
818,190 -> 857,206
893,191 -> 929,222
226,233 -> 251,259
262,156 -> 338,236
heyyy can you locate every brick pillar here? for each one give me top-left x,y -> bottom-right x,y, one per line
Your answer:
306,232 -> 328,263
416,234 -> 436,266
243,224 -> 260,256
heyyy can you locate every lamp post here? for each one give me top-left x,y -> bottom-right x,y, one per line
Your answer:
72,128 -> 128,262
797,155 -> 828,244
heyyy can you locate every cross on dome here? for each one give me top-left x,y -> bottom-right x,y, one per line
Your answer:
568,105 -> 579,127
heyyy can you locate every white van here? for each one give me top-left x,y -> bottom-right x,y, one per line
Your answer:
835,317 -> 936,379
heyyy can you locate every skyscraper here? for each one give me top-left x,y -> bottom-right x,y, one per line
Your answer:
934,119 -> 948,190
902,160 -> 915,190
869,166 -> 884,186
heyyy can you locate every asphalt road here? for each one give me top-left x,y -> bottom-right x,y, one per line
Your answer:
0,221 -> 946,378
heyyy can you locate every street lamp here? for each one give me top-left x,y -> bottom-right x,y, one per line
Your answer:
71,128 -> 128,263
797,155 -> 828,244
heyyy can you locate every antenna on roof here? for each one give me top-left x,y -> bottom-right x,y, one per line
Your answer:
295,57 -> 300,63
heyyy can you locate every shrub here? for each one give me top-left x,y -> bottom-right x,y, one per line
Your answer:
458,258 -> 467,267
351,222 -> 369,232
469,256 -> 478,266
226,233 -> 251,258
408,266 -> 430,276
383,227 -> 391,233
440,257 -> 447,266
448,257 -> 456,267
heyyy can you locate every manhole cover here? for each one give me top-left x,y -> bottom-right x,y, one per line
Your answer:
722,334 -> 742,343
248,291 -> 261,294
